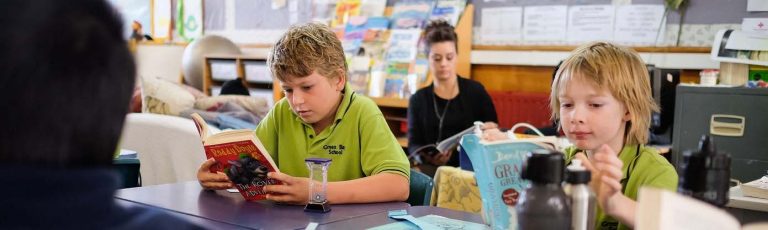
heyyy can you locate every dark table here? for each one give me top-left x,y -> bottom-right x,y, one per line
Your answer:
116,181 -> 410,229
317,206 -> 486,229
116,199 -> 250,229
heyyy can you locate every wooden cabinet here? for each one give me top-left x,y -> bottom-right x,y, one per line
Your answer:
202,54 -> 282,105
370,97 -> 409,148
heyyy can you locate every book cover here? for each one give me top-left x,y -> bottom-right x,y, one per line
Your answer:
430,0 -> 466,26
344,16 -> 368,41
384,62 -> 410,98
191,113 -> 281,201
348,55 -> 372,95
460,133 -> 557,230
331,0 -> 362,28
391,0 -> 434,29
385,29 -> 423,63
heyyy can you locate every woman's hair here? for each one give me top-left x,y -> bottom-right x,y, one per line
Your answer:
549,42 -> 659,145
268,23 -> 347,82
424,20 -> 458,53
0,0 -> 135,167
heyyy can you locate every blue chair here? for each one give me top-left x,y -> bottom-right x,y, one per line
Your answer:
407,169 -> 434,206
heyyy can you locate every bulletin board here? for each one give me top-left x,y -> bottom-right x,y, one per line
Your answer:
472,0 -> 768,47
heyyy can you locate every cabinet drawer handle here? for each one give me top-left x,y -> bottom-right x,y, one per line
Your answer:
710,114 -> 745,137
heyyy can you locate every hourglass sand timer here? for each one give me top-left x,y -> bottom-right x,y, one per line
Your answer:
304,158 -> 331,213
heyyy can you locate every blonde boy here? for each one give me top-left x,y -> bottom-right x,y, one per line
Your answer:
550,42 -> 678,230
198,23 -> 410,204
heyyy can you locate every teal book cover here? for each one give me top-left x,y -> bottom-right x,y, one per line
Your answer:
461,134 -> 556,230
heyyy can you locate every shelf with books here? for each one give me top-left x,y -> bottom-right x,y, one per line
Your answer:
356,3 -> 474,150
202,54 -> 283,106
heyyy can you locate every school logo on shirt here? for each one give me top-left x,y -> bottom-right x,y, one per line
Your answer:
323,144 -> 345,155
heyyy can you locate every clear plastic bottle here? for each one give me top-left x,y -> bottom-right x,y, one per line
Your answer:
516,149 -> 571,230
565,159 -> 596,230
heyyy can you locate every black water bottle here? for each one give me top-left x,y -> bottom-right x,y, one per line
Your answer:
678,135 -> 731,207
517,149 -> 571,230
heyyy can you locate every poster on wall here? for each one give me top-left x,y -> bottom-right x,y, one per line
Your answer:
613,4 -> 665,46
177,0 -> 203,41
152,0 -> 172,40
566,5 -> 614,44
108,0 -> 151,40
480,7 -> 523,44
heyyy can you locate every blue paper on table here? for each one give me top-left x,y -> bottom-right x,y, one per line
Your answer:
117,149 -> 137,159
460,134 -> 557,230
367,214 -> 488,230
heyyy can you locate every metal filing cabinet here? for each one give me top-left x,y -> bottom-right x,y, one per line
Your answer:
672,86 -> 768,182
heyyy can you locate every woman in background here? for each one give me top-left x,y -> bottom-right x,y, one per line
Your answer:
407,20 -> 498,176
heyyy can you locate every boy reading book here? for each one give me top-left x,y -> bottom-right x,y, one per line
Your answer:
551,42 -> 678,230
191,113 -> 280,201
197,23 -> 411,205
481,42 -> 678,229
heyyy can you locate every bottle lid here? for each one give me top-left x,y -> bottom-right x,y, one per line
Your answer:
566,159 -> 591,184
473,121 -> 483,136
522,149 -> 565,184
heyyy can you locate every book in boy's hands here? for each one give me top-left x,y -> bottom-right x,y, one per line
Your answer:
190,113 -> 281,201
637,187 -> 768,230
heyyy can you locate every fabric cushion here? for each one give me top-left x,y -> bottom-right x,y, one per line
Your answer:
431,166 -> 483,214
140,76 -> 195,116
194,95 -> 269,118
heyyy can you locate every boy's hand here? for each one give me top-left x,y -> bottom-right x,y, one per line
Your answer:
481,121 -> 498,130
197,158 -> 234,190
575,145 -> 625,215
264,172 -> 311,205
482,128 -> 507,141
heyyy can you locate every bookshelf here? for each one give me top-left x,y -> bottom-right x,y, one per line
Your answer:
369,4 -> 476,148
202,54 -> 282,104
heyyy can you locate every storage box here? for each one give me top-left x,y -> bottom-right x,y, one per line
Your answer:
209,60 -> 238,81
244,61 -> 272,83
210,86 -> 222,96
249,89 -> 275,108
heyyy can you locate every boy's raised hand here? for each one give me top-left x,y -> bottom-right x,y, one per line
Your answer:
264,172 -> 311,205
482,128 -> 507,141
574,145 -> 625,215
197,158 -> 234,190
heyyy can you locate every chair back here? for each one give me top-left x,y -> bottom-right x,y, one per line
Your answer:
119,113 -> 212,186
431,166 -> 482,214
407,169 -> 434,206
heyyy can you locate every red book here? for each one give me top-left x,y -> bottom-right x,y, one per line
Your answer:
191,113 -> 281,201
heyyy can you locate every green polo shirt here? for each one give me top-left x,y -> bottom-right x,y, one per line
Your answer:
254,84 -> 410,182
564,144 -> 678,230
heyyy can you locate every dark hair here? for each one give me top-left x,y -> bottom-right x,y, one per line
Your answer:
424,20 -> 458,53
0,0 -> 135,168
221,79 -> 250,96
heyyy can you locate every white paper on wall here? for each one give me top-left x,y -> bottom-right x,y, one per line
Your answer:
481,7 -> 523,43
567,5 -> 615,44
